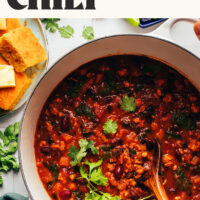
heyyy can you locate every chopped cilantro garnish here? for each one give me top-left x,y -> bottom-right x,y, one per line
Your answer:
58,25 -> 74,38
75,103 -> 94,119
41,18 -> 60,33
121,95 -> 136,112
68,81 -> 82,98
68,139 -> 99,166
103,119 -> 118,134
80,160 -> 121,200
0,122 -> 20,185
82,26 -> 94,40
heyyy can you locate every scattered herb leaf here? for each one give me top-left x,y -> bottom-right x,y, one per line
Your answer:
44,163 -> 59,182
41,18 -> 60,33
82,26 -> 94,40
121,95 -> 136,112
68,139 -> 99,166
138,194 -> 154,200
0,122 -> 20,186
58,25 -> 74,38
103,119 -> 118,134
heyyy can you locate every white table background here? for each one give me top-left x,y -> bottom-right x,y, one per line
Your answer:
0,18 -> 199,197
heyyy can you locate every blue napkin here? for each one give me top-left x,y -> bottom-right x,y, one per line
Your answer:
0,193 -> 28,200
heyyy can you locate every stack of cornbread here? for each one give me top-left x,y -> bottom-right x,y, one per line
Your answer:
0,18 -> 47,111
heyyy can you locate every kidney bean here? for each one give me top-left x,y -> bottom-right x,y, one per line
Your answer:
114,164 -> 124,180
62,114 -> 70,131
59,190 -> 71,199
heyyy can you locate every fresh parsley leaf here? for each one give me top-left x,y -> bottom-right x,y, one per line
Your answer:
68,139 -> 99,166
0,122 -> 20,186
41,18 -> 60,33
82,26 -> 94,40
81,159 -> 120,200
121,95 -> 136,112
1,122 -> 20,146
85,190 -> 121,200
76,103 -> 94,119
58,25 -> 74,38
85,160 -> 102,174
81,160 -> 107,186
90,167 -> 108,186
103,119 -> 118,134
68,145 -> 85,167
0,155 -> 19,172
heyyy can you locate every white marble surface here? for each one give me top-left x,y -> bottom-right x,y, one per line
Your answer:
0,18 -> 199,197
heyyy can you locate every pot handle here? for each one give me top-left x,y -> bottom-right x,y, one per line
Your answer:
147,18 -> 200,57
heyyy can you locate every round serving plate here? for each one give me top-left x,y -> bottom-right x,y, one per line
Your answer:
0,18 -> 49,117
19,32 -> 200,200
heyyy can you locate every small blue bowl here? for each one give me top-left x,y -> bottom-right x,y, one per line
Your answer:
139,18 -> 167,28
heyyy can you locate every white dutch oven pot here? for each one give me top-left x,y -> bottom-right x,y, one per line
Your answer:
19,19 -> 200,200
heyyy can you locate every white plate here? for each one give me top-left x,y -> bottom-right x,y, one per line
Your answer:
0,18 -> 49,117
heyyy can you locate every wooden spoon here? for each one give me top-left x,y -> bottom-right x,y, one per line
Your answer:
144,139 -> 169,200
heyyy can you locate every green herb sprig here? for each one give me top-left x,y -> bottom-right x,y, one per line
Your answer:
103,119 -> 118,134
80,160 -> 120,200
0,122 -> 20,185
68,139 -> 99,166
121,95 -> 136,112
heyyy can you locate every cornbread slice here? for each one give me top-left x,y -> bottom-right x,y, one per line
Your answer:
0,19 -> 6,30
0,18 -> 21,36
0,65 -> 15,88
0,71 -> 32,110
0,27 -> 47,72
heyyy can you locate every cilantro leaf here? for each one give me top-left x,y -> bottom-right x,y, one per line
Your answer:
85,160 -> 102,174
85,190 -> 121,200
0,122 -> 20,186
58,25 -> 74,38
41,18 -> 60,33
0,155 -> 19,172
80,159 -> 120,200
68,139 -> 99,166
82,26 -> 94,40
121,95 -> 136,112
103,119 -> 118,134
90,167 -> 108,186
2,122 -> 20,146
